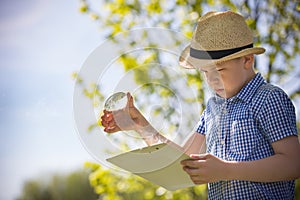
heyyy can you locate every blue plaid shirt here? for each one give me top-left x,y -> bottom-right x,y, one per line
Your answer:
197,73 -> 298,199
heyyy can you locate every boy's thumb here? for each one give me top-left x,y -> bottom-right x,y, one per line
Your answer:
127,92 -> 134,107
190,154 -> 207,160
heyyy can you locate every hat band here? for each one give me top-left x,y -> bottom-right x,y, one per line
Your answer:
190,43 -> 253,59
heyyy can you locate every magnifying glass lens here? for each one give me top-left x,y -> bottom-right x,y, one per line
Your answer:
104,92 -> 127,111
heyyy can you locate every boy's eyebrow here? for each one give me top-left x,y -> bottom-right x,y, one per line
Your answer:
199,68 -> 207,72
216,66 -> 224,70
199,67 -> 219,72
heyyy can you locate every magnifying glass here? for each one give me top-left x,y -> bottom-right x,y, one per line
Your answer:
104,92 -> 128,111
103,91 -> 165,146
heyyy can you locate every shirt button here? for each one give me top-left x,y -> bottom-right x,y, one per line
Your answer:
221,140 -> 225,145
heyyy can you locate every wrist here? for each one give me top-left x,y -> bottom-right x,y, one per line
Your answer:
222,160 -> 236,181
136,123 -> 157,136
137,116 -> 150,128
132,110 -> 150,128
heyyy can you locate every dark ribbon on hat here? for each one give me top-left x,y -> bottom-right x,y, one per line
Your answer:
190,43 -> 253,59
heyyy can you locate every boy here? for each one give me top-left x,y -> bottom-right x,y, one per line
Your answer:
101,11 -> 300,199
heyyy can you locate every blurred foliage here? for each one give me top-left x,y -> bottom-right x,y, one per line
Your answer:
76,0 -> 300,128
17,169 -> 98,200
16,162 -> 300,200
79,0 -> 300,90
75,0 -> 300,198
296,178 -> 300,200
85,162 -> 208,200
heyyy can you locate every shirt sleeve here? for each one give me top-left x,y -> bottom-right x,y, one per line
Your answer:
259,88 -> 298,143
196,109 -> 206,135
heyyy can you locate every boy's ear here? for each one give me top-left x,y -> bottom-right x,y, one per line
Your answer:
243,54 -> 254,69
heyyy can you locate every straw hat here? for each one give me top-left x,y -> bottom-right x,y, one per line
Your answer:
179,11 -> 265,69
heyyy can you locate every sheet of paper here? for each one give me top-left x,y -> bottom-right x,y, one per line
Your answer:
106,143 -> 195,191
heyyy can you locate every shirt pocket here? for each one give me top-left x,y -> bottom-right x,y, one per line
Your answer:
229,119 -> 259,161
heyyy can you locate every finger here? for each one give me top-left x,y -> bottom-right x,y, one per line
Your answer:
102,118 -> 117,128
103,110 -> 112,115
190,174 -> 203,181
127,92 -> 134,108
104,126 -> 121,133
101,111 -> 113,119
193,180 -> 206,185
101,114 -> 113,123
181,159 -> 205,168
183,167 -> 202,176
180,159 -> 191,166
101,120 -> 109,127
190,153 -> 207,159
181,158 -> 197,165
190,174 -> 211,185
183,171 -> 206,185
190,177 -> 207,185
101,113 -> 115,123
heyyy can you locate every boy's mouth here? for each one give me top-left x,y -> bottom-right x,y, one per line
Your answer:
214,88 -> 225,96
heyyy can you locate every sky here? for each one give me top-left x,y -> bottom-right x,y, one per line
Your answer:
0,0 -> 104,199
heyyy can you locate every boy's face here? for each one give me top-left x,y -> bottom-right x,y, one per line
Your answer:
199,55 -> 254,98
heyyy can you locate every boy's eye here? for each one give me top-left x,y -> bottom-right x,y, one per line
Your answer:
217,68 -> 224,71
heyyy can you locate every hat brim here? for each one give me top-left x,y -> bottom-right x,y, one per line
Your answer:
179,44 -> 265,69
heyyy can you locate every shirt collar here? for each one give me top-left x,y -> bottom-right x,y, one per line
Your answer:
235,73 -> 266,103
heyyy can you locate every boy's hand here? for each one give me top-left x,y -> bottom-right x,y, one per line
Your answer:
181,154 -> 229,184
100,93 -> 149,133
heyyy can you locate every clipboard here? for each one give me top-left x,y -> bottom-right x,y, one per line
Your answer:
106,143 -> 195,191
